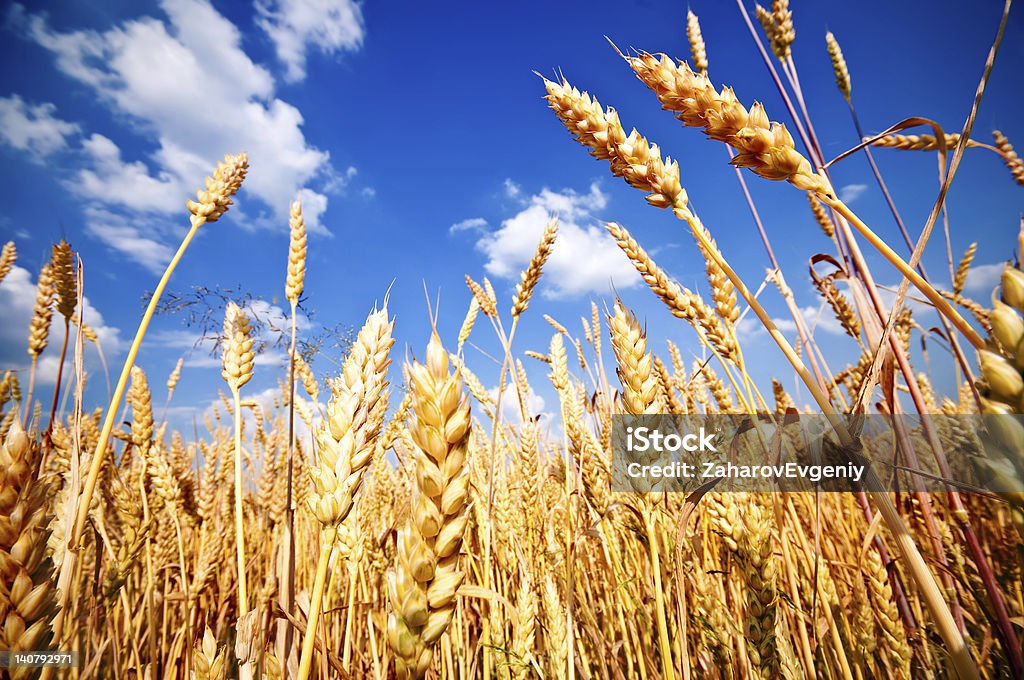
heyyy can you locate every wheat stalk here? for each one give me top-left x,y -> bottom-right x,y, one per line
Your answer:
69,152 -> 248,567
222,301 -> 255,619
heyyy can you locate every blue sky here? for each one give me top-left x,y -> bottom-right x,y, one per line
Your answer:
1,0 -> 1022,428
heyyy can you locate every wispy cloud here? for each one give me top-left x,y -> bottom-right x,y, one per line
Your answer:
449,217 -> 488,234
81,205 -> 176,275
839,183 -> 868,204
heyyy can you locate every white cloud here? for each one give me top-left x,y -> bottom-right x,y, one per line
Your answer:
255,0 -> 365,82
0,265 -> 121,388
18,0 -> 340,259
487,382 -> 548,424
504,178 -> 521,198
770,304 -> 847,337
0,94 -> 78,161
76,134 -> 184,214
839,183 -> 868,204
470,183 -> 638,297
963,262 -> 1004,295
81,205 -> 175,275
449,217 -> 487,234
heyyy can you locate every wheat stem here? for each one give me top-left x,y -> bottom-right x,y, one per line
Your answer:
297,526 -> 337,680
821,194 -> 984,349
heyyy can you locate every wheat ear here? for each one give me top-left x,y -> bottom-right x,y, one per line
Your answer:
825,31 -> 851,99
686,10 -> 708,74
0,241 -> 15,286
24,262 -> 54,426
298,304 -> 393,680
387,332 -> 472,679
993,130 -> 1024,186
608,300 -> 665,415
512,217 -> 558,318
0,418 -> 56,679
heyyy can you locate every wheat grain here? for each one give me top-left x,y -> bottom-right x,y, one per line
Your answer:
771,0 -> 795,58
222,303 -> 255,392
608,300 -> 665,415
817,274 -> 862,339
457,297 -> 479,353
308,304 -> 393,527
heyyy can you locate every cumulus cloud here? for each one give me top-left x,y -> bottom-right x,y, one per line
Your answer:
0,94 -> 79,161
0,265 -> 121,388
76,135 -> 183,214
15,0 -> 342,256
839,183 -> 868,204
467,182 -> 638,297
487,382 -> 549,424
256,0 -> 364,82
963,262 -> 1005,295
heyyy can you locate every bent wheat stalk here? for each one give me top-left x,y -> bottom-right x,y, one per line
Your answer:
70,152 -> 248,553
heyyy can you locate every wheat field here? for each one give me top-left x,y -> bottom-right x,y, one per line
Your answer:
1,2 -> 1023,679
